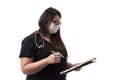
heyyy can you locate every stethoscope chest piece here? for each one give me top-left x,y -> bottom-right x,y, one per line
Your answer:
35,33 -> 45,49
38,45 -> 43,48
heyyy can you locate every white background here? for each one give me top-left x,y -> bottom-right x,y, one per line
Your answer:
0,0 -> 120,80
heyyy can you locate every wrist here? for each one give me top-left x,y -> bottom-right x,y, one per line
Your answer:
44,58 -> 49,65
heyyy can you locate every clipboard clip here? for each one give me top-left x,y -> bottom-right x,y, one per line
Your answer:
88,57 -> 97,63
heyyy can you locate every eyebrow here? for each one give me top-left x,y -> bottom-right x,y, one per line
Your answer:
53,19 -> 60,22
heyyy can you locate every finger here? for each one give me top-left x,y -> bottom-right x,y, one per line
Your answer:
55,53 -> 64,58
54,53 -> 61,56
55,57 -> 61,61
55,55 -> 62,59
55,60 -> 60,63
56,58 -> 61,61
75,68 -> 81,71
55,57 -> 61,62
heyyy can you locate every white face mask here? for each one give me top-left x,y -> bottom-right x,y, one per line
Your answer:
48,22 -> 61,34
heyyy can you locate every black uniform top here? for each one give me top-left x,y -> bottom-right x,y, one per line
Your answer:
19,33 -> 67,80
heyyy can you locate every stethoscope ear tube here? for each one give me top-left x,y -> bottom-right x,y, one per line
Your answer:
34,33 -> 45,48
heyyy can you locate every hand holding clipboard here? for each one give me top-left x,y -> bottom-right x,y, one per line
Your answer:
60,57 -> 97,75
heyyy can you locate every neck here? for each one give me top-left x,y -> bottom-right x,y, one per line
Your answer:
38,30 -> 51,42
38,30 -> 51,38
45,34 -> 51,39
43,34 -> 51,42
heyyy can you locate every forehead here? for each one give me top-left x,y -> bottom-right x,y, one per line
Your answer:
53,15 -> 61,21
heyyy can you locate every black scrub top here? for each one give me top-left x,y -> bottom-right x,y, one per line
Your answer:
19,33 -> 67,80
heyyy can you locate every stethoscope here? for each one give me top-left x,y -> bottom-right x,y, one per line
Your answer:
34,32 -> 45,48
34,31 -> 64,58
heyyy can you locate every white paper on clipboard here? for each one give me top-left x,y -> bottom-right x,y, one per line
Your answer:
60,57 -> 96,75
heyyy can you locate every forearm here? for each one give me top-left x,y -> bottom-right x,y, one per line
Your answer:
22,58 -> 48,75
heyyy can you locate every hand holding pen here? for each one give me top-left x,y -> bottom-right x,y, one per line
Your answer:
51,50 -> 64,58
46,51 -> 64,64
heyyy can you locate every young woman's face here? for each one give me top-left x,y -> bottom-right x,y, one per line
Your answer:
48,15 -> 61,34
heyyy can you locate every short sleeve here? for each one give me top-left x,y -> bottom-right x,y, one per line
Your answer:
19,36 -> 35,58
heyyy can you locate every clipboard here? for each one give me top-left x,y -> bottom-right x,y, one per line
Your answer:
60,57 -> 97,75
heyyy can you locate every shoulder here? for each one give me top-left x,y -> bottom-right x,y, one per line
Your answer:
22,33 -> 35,44
19,33 -> 36,58
21,32 -> 43,45
25,33 -> 35,40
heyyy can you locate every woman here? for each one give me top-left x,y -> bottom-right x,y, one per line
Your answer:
19,7 -> 80,80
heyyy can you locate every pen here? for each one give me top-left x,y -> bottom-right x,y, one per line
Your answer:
51,50 -> 64,58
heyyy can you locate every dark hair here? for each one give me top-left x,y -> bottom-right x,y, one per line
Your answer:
38,7 -> 61,34
38,7 -> 68,57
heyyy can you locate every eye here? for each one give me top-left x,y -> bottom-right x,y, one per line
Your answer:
52,20 -> 61,25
